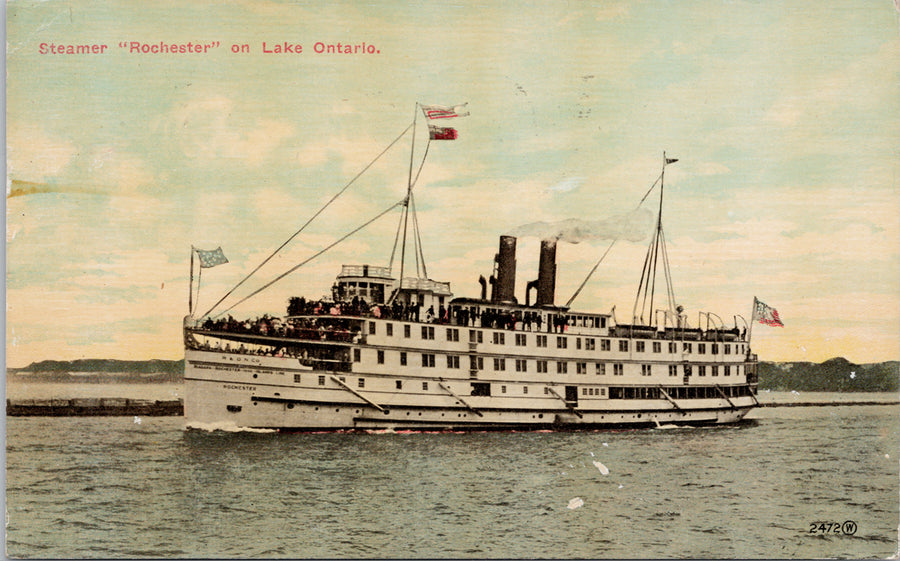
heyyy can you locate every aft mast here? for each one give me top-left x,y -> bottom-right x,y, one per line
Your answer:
632,152 -> 679,328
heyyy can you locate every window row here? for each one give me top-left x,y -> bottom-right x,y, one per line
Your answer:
305,374 -> 751,400
368,322 -> 744,355
353,349 -> 741,377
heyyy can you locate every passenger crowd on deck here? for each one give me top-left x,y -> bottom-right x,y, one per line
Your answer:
193,295 -> 742,348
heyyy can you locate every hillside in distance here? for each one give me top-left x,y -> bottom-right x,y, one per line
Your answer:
757,358 -> 899,392
7,359 -> 184,384
7,357 -> 899,392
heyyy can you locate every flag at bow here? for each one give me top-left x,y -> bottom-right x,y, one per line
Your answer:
429,125 -> 458,140
665,158 -> 679,164
421,103 -> 469,119
753,297 -> 784,327
195,247 -> 229,268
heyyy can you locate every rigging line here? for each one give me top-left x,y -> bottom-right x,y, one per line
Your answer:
632,228 -> 656,323
411,193 -> 421,278
389,136 -> 432,274
211,199 -> 406,319
564,239 -> 616,308
388,201 -> 405,271
411,193 -> 429,278
200,122 -> 414,319
566,171 -> 665,309
659,229 -> 677,312
408,138 -> 432,279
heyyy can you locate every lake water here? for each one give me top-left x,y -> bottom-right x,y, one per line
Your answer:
5,384 -> 899,558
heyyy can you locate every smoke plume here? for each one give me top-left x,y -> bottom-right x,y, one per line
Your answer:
507,209 -> 654,244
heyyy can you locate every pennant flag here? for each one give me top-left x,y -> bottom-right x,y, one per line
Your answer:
754,298 -> 784,327
196,247 -> 229,268
429,125 -> 458,140
665,158 -> 679,164
421,103 -> 469,119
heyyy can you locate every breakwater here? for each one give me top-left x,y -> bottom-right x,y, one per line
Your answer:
7,398 -> 183,417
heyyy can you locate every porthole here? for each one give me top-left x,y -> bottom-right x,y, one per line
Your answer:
538,413 -> 543,419
253,374 -> 258,379
287,403 -> 294,409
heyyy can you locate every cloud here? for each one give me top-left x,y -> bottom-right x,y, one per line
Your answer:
6,124 -> 78,183
168,95 -> 296,166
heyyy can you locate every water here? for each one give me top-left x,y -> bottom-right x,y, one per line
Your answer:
6,388 -> 899,558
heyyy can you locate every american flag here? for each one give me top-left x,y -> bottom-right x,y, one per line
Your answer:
754,298 -> 784,327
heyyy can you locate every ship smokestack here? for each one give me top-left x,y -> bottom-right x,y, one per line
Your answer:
492,235 -> 517,303
536,239 -> 557,307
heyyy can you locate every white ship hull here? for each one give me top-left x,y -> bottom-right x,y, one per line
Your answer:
184,314 -> 758,431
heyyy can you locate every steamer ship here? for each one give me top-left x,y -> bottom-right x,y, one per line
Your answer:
183,104 -> 760,431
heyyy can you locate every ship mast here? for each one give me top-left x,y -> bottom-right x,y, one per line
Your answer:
631,152 -> 679,327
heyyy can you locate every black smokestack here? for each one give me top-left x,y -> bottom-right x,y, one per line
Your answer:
493,235 -> 517,303
536,239 -> 557,307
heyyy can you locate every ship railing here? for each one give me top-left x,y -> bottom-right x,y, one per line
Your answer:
339,264 -> 393,279
399,277 -> 452,295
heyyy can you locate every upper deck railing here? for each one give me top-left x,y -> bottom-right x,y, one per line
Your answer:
339,264 -> 393,279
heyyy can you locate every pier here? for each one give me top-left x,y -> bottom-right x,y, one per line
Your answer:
7,398 -> 183,417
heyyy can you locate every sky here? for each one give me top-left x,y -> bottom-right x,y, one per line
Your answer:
6,0 -> 900,367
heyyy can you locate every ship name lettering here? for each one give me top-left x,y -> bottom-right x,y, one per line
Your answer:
223,384 -> 257,391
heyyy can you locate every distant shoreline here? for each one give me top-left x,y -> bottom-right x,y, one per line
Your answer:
7,356 -> 899,393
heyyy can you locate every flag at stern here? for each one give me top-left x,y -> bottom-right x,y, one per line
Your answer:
753,297 -> 784,327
